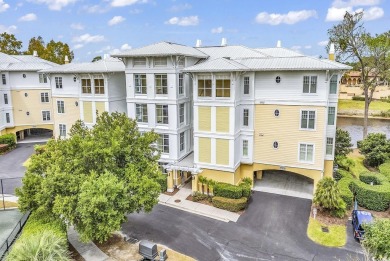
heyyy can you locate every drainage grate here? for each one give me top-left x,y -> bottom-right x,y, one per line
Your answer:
174,199 -> 181,203
124,236 -> 139,244
321,226 -> 329,233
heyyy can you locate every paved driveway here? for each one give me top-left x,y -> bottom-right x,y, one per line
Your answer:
123,191 -> 362,261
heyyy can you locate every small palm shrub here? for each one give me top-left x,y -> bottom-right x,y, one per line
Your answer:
313,177 -> 346,218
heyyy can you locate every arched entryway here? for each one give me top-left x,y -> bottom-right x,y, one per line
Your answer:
16,128 -> 53,142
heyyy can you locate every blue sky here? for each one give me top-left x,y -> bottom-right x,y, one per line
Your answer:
0,0 -> 389,62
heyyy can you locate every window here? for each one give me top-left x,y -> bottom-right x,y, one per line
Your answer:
94,79 -> 105,94
216,78 -> 230,97
274,109 -> 280,117
330,75 -> 338,94
273,141 -> 279,149
299,144 -> 314,162
303,76 -> 317,93
154,57 -> 167,67
301,110 -> 316,129
180,132 -> 185,152
328,107 -> 335,125
42,111 -> 51,121
326,137 -> 334,155
55,77 -> 62,89
59,124 -> 66,137
1,74 -> 5,85
155,74 -> 168,95
135,104 -> 148,123
198,77 -> 212,97
178,73 -> 184,95
158,134 -> 169,153
41,92 -> 49,103
22,74 -> 26,78
3,94 -> 8,104
57,101 -> 65,113
178,58 -> 185,67
243,109 -> 249,126
276,76 -> 281,83
39,73 -> 47,83
134,74 -> 147,94
243,140 -> 248,157
244,77 -> 250,94
133,57 -> 146,66
156,104 -> 168,124
5,113 -> 10,123
179,103 -> 185,124
81,79 -> 91,94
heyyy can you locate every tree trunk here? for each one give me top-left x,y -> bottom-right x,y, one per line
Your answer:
363,98 -> 369,138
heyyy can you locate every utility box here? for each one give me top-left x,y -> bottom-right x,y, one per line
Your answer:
159,249 -> 168,261
139,240 -> 158,260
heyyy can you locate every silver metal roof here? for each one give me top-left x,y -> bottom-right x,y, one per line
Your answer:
183,57 -> 249,72
255,47 -> 304,57
0,52 -> 58,71
196,45 -> 267,58
40,57 -> 125,73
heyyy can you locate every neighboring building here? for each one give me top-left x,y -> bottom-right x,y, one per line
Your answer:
0,52 -> 57,139
40,57 -> 126,138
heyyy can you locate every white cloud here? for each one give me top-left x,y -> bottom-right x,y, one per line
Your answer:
111,0 -> 147,7
169,3 -> 191,12
130,8 -> 142,14
96,45 -> 112,54
318,40 -> 329,46
73,44 -> 84,50
28,0 -> 78,11
108,16 -> 126,26
331,0 -> 381,8
326,7 -> 353,21
255,10 -> 317,25
72,34 -> 105,44
326,0 -> 384,21
120,43 -> 132,50
0,0 -> 10,12
71,23 -> 84,30
291,45 -> 302,50
83,4 -> 108,14
360,6 -> 384,20
0,24 -> 17,33
19,13 -> 37,22
211,26 -> 223,34
165,16 -> 199,26
304,45 -> 312,49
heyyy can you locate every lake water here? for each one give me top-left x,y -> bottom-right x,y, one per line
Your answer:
337,116 -> 390,148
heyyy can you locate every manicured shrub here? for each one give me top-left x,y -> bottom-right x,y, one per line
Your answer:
212,196 -> 247,212
213,183 -> 243,199
192,192 -> 209,202
21,212 -> 66,239
241,177 -> 252,187
313,177 -> 346,217
349,178 -> 390,211
240,184 -> 252,198
352,96 -> 365,101
359,171 -> 387,185
156,174 -> 167,192
357,133 -> 390,167
34,144 -> 46,154
379,161 -> 390,179
0,133 -> 16,147
337,177 -> 354,209
0,144 -> 9,153
362,219 -> 390,260
334,169 -> 353,181
335,156 -> 355,172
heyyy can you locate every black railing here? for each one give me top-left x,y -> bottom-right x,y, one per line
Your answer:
0,210 -> 30,260
0,177 -> 22,210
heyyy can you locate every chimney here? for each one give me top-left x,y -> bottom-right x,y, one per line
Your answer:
195,39 -> 202,47
64,55 -> 69,64
329,43 -> 335,61
33,50 -> 38,57
221,38 -> 227,46
276,40 -> 282,48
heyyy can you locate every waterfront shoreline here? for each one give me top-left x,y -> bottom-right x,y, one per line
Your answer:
337,114 -> 390,120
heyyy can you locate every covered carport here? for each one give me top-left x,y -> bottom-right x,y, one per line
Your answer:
253,170 -> 314,199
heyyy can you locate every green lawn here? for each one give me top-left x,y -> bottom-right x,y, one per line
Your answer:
338,99 -> 390,111
307,218 -> 347,247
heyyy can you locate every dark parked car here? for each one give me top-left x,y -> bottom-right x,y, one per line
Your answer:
351,210 -> 374,240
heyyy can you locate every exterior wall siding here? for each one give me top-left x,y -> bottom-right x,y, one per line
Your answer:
83,101 -> 93,123
216,139 -> 229,165
198,137 -> 211,163
216,107 -> 229,133
198,106 -> 211,132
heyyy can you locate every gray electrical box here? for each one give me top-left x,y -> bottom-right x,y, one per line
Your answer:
139,240 -> 158,260
159,249 -> 168,261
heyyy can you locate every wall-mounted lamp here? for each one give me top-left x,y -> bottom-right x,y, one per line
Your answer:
26,111 -> 30,116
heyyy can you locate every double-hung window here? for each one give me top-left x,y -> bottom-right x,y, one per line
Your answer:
155,74 -> 168,95
5,113 -> 10,123
55,77 -> 62,89
299,144 -> 314,162
326,137 -> 334,155
42,111 -> 51,121
328,107 -> 335,125
57,101 -> 65,113
59,124 -> 66,137
135,104 -> 148,123
243,77 -> 250,95
178,73 -> 184,95
243,140 -> 249,157
41,92 -> 49,103
179,103 -> 185,124
303,76 -> 317,93
134,74 -> 147,94
156,105 -> 168,124
81,79 -> 92,94
3,94 -> 8,104
197,76 -> 212,97
216,76 -> 231,97
180,132 -> 185,152
133,57 -> 146,67
301,110 -> 316,129
158,134 -> 169,153
94,78 -> 105,94
1,74 -> 6,85
330,75 -> 338,94
39,73 -> 47,83
243,109 -> 249,126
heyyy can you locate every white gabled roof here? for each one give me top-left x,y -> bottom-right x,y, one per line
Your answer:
183,57 -> 249,72
255,47 -> 304,57
40,57 -> 124,73
0,52 -> 58,71
196,45 -> 267,59
113,41 -> 208,58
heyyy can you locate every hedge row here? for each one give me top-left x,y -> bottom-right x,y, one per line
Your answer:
379,162 -> 390,179
338,177 -> 354,210
213,182 -> 243,199
0,134 -> 16,147
156,174 -> 167,192
212,196 -> 247,212
20,212 -> 66,240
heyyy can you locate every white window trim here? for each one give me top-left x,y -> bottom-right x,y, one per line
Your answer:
215,76 -> 231,99
41,110 -> 51,122
135,104 -> 148,123
179,132 -> 185,152
179,103 -> 185,126
302,75 -> 318,95
243,76 -> 250,95
40,92 -> 49,103
243,108 -> 249,127
299,109 -> 317,131
155,104 -> 169,125
134,74 -> 147,95
326,137 -> 334,156
155,74 -> 168,96
242,139 -> 249,158
328,107 -> 336,126
59,123 -> 67,137
197,75 -> 213,99
298,143 -> 315,164
57,100 -> 65,114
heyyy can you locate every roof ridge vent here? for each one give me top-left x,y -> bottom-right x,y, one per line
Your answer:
221,38 -> 227,46
196,39 -> 202,47
276,40 -> 282,48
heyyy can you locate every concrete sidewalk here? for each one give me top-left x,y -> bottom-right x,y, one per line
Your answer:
158,184 -> 240,223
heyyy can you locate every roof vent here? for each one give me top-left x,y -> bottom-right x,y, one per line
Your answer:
64,55 -> 69,64
221,38 -> 227,46
33,50 -> 38,57
276,40 -> 282,48
196,39 -> 202,47
103,53 -> 110,60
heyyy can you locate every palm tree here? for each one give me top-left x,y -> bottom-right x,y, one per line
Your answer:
198,176 -> 207,194
207,180 -> 216,196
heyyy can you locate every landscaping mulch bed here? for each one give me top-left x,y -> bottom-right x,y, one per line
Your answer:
310,205 -> 348,226
186,195 -> 246,215
163,188 -> 179,196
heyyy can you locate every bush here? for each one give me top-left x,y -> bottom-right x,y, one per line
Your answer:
335,156 -> 355,172
352,96 -> 365,101
20,212 -> 66,239
213,183 -> 243,199
334,169 -> 353,181
156,174 -> 167,192
335,128 -> 353,158
0,133 -> 16,147
359,171 -> 386,185
212,196 -> 247,212
192,192 -> 209,202
240,184 -> 252,198
34,144 -> 46,154
357,133 -> 390,167
379,161 -> 390,179
313,177 -> 346,217
362,219 -> 390,260
337,178 -> 354,209
241,177 -> 252,187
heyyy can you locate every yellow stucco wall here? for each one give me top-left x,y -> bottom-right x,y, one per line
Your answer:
254,104 -> 326,170
198,106 -> 211,131
216,107 -> 229,133
83,101 -> 93,123
198,137 -> 211,163
200,168 -> 235,184
216,139 -> 229,165
324,160 -> 334,178
95,102 -> 106,115
53,97 -> 80,138
3,124 -> 54,135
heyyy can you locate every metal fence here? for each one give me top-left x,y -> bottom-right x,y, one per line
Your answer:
0,211 -> 30,260
0,177 -> 22,210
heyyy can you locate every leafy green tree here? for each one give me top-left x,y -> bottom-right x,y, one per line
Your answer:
17,112 -> 161,242
357,133 -> 390,167
42,40 -> 74,64
24,36 -> 46,57
362,219 -> 390,260
92,56 -> 102,62
328,12 -> 390,138
313,177 -> 346,218
335,128 -> 353,159
0,32 -> 22,54
6,231 -> 70,261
